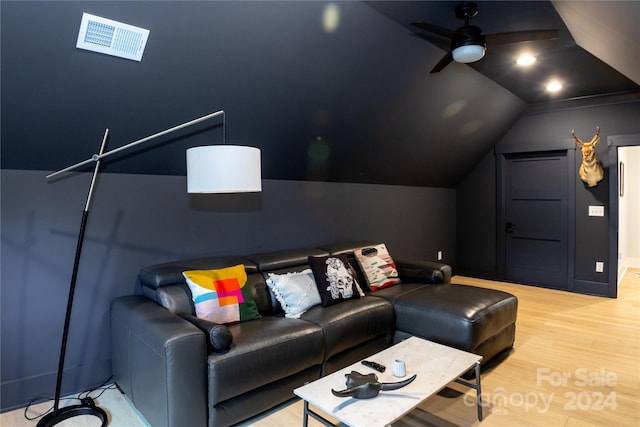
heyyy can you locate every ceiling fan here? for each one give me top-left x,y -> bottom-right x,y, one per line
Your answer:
411,2 -> 559,73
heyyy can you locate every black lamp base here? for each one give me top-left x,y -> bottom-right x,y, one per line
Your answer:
36,400 -> 108,427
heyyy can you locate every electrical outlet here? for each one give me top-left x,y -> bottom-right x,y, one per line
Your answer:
437,251 -> 443,261
595,262 -> 604,273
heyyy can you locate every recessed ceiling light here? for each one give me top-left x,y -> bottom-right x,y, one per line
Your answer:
516,55 -> 536,66
546,81 -> 563,92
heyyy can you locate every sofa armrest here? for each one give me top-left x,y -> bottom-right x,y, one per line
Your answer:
394,259 -> 452,284
111,295 -> 207,427
178,313 -> 233,352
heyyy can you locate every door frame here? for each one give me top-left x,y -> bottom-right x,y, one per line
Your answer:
496,143 -> 576,288
607,133 -> 640,298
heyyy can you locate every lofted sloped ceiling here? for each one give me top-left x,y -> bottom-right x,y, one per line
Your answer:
367,1 -> 640,103
1,1 -> 639,189
552,0 -> 640,87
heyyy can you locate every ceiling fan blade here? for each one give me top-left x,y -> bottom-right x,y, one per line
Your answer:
411,21 -> 455,39
485,37 -> 558,55
410,32 -> 451,50
430,51 -> 454,73
485,29 -> 559,46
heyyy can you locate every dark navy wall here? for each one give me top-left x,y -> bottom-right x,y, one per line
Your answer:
0,1 -> 526,188
0,170 -> 455,411
456,96 -> 640,295
1,1 -> 479,411
456,149 -> 497,278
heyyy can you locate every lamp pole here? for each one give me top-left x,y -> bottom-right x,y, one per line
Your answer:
37,129 -> 110,427
40,110 -> 228,426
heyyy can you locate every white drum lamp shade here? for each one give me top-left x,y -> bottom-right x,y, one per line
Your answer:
187,145 -> 262,193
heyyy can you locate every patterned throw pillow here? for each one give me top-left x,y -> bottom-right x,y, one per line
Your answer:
266,269 -> 321,318
354,243 -> 400,291
182,264 -> 261,324
308,254 -> 362,307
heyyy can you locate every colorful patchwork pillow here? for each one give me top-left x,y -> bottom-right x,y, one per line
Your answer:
182,264 -> 261,324
266,269 -> 321,318
354,243 -> 400,291
308,254 -> 362,307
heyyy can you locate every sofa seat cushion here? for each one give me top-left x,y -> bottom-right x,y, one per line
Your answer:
392,283 -> 518,354
207,316 -> 324,405
300,296 -> 394,360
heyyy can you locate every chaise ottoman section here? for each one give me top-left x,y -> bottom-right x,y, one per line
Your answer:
391,283 -> 518,363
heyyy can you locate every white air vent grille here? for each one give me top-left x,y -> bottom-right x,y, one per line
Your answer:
76,13 -> 149,62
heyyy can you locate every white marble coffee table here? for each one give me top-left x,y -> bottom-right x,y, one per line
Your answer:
294,336 -> 483,427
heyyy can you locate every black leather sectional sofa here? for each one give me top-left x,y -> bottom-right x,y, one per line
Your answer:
110,241 -> 517,427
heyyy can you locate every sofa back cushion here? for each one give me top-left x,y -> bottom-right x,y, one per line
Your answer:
138,248 -> 331,317
245,247 -> 329,271
155,284 -> 194,314
136,242 -> 401,317
138,256 -> 269,315
139,256 -> 253,289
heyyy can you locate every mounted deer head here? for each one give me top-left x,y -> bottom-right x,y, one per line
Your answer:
572,126 -> 603,187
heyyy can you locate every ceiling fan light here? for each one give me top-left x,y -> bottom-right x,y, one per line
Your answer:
452,44 -> 486,63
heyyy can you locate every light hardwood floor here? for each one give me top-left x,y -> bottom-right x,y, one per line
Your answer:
3,270 -> 639,426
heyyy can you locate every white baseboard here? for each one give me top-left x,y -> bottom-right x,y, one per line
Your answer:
618,257 -> 627,281
618,257 -> 640,285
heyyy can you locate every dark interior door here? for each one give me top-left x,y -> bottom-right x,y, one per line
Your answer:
504,151 -> 569,289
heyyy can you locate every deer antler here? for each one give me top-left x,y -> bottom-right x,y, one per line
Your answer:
590,126 -> 600,145
572,127 -> 600,147
571,129 -> 583,147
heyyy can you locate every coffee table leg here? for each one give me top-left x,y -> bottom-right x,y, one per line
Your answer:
301,399 -> 338,427
475,361 -> 483,421
303,400 -> 309,427
455,362 -> 483,421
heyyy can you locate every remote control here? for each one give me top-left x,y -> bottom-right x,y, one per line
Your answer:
361,360 -> 386,373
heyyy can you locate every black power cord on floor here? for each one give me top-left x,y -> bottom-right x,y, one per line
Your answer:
23,376 -> 115,422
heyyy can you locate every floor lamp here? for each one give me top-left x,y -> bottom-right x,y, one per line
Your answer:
39,110 -> 261,427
